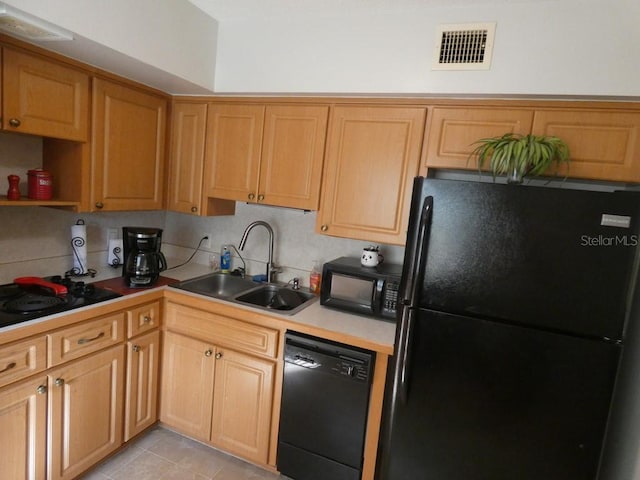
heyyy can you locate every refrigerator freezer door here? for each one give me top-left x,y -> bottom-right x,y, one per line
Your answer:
416,179 -> 640,340
379,308 -> 621,480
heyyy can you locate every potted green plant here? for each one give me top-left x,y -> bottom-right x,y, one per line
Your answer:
469,133 -> 570,184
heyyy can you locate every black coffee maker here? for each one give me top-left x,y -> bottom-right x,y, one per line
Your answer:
122,227 -> 167,287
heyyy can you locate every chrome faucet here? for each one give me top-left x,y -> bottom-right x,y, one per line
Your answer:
238,221 -> 277,283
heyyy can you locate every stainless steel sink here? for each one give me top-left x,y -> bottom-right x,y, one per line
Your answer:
234,284 -> 316,315
171,273 -> 258,298
170,273 -> 317,315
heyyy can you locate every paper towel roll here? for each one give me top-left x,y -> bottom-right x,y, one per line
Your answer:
71,221 -> 87,275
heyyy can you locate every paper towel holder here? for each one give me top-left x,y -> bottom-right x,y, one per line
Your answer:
66,219 -> 97,278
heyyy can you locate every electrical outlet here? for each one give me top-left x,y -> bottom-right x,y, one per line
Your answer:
202,232 -> 212,249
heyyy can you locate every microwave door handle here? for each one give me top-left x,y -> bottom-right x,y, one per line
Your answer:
371,279 -> 384,315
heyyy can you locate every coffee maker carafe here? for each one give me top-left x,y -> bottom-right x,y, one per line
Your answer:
122,227 -> 167,287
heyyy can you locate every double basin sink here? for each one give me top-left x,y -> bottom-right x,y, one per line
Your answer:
171,273 -> 317,315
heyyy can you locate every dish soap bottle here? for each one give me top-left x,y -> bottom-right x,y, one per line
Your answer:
220,245 -> 232,273
310,260 -> 322,294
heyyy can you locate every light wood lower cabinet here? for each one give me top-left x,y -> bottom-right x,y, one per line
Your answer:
210,347 -> 274,461
48,345 -> 125,480
160,303 -> 277,465
160,331 -> 215,442
125,330 -> 160,441
0,375 -> 48,480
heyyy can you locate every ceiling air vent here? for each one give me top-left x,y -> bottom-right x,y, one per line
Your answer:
433,22 -> 496,71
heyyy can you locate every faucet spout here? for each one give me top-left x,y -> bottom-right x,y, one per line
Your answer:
239,221 -> 276,283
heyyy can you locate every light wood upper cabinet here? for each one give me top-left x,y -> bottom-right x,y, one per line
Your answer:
0,375 -> 47,480
168,102 -> 208,215
203,103 -> 328,210
532,109 -> 640,182
92,78 -> 166,211
2,48 -> 89,141
424,107 -> 534,171
203,104 -> 265,204
48,345 -> 124,480
317,105 -> 427,245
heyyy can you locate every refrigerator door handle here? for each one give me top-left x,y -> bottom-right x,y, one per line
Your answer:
401,195 -> 433,306
395,306 -> 416,405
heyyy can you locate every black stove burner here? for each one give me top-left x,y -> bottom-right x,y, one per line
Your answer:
5,294 -> 67,313
0,275 -> 122,329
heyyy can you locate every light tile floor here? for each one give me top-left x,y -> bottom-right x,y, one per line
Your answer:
80,426 -> 292,480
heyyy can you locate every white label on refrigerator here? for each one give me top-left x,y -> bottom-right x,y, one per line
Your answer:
601,214 -> 632,228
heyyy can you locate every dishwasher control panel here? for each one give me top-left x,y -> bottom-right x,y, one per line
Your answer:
283,332 -> 374,383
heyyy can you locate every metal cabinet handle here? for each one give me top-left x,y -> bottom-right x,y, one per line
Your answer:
95,202 -> 104,209
0,361 -> 16,374
204,349 -> 213,357
55,378 -> 64,387
133,345 -> 141,353
248,193 -> 255,201
37,385 -> 47,395
77,331 -> 105,345
321,224 -> 329,232
8,118 -> 21,127
191,206 -> 198,213
215,352 -> 223,359
142,315 -> 151,324
257,194 -> 265,202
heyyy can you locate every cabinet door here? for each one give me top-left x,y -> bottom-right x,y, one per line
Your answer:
159,331 -> 215,442
48,345 -> 124,480
203,104 -> 265,202
92,78 -> 166,211
0,376 -> 47,480
532,109 -> 640,182
3,48 -> 89,141
210,348 -> 275,464
259,105 -> 328,210
168,102 -> 207,214
424,107 -> 534,171
317,106 -> 426,245
124,330 -> 160,441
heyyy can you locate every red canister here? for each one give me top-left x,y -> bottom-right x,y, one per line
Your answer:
27,169 -> 53,200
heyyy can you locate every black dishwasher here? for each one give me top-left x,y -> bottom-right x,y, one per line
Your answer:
277,331 -> 374,480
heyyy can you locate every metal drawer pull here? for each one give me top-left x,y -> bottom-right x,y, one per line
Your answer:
204,349 -> 213,357
9,118 -> 21,127
215,352 -> 223,359
143,315 -> 151,324
55,378 -> 64,387
133,345 -> 141,353
37,385 -> 47,394
77,331 -> 105,345
0,362 -> 16,374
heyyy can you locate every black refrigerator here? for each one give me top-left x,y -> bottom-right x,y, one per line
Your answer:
377,177 -> 640,480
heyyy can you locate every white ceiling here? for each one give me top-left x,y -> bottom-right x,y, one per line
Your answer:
187,0 -> 550,20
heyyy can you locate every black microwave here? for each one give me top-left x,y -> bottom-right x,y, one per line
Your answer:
320,257 -> 403,320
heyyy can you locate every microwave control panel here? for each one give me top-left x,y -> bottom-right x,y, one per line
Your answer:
382,281 -> 400,317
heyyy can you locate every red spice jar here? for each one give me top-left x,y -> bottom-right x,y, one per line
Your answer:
27,169 -> 53,200
7,175 -> 21,200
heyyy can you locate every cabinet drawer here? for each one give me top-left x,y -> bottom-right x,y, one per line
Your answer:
48,313 -> 125,366
165,303 -> 278,358
0,336 -> 47,388
127,301 -> 160,338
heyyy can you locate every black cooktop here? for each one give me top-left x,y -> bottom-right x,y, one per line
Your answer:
0,275 -> 122,329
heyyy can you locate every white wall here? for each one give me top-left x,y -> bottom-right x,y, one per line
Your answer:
2,0 -> 219,93
214,0 -> 640,96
